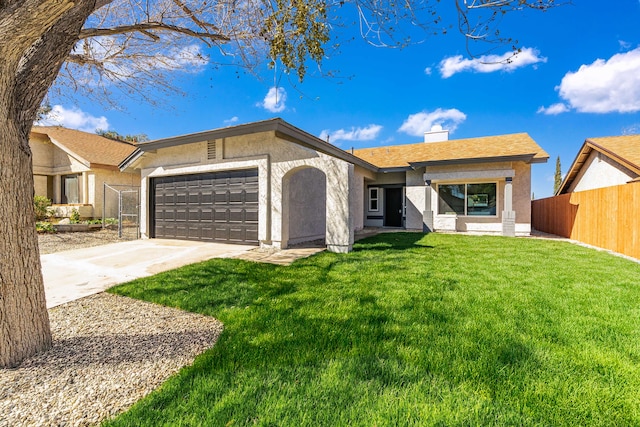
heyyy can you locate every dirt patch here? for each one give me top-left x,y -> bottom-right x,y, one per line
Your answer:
37,229 -> 135,255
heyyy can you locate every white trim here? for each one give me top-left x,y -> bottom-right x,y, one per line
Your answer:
368,187 -> 380,212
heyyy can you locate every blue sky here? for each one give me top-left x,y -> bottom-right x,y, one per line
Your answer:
41,0 -> 640,198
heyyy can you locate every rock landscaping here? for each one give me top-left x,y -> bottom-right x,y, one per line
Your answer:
0,293 -> 223,427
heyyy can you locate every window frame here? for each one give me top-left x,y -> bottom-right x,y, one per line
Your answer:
368,187 -> 380,212
436,182 -> 498,217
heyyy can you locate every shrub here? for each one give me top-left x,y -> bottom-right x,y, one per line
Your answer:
70,208 -> 81,224
33,195 -> 52,221
36,221 -> 55,233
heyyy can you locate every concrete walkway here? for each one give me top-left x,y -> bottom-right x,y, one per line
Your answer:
41,239 -> 254,308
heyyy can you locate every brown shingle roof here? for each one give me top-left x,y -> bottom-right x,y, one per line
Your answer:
32,126 -> 137,168
587,135 -> 640,172
557,134 -> 640,194
353,133 -> 549,169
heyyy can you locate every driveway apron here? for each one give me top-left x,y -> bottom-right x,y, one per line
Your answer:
41,239 -> 254,308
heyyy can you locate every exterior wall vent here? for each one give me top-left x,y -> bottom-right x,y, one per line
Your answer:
207,140 -> 217,160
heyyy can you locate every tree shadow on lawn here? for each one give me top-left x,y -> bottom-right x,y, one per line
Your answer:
353,232 -> 434,252
107,235 -> 547,425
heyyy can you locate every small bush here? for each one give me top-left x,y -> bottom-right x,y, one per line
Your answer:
33,196 -> 52,221
36,221 -> 55,233
70,208 -> 81,224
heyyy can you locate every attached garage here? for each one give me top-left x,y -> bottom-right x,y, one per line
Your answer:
120,119 -> 374,253
150,169 -> 259,244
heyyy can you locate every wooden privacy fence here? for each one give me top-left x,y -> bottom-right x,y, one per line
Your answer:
531,182 -> 640,260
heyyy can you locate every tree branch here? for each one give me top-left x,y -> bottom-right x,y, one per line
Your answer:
79,22 -> 231,45
171,0 -> 219,33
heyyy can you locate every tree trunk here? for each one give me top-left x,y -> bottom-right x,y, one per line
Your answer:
0,0 -> 100,368
0,120 -> 51,368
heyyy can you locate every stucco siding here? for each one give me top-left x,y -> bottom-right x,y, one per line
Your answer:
512,161 -> 531,224
351,169 -> 366,231
31,137 -> 55,173
285,167 -> 327,245
34,175 -> 49,198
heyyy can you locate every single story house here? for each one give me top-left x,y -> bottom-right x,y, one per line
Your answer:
556,134 -> 640,194
354,127 -> 548,236
31,126 -> 139,218
120,119 -> 549,252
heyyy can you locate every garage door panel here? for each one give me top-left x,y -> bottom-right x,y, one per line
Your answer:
245,209 -> 259,222
214,191 -> 228,204
152,169 -> 258,245
245,190 -> 259,204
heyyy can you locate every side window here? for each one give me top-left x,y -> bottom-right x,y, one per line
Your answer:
369,187 -> 379,211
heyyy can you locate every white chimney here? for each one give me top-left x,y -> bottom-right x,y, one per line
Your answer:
424,124 -> 449,143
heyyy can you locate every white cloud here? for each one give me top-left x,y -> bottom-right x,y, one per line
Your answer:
398,108 -> 467,137
36,105 -> 109,133
224,116 -> 239,125
622,123 -> 640,135
319,124 -> 383,144
439,47 -> 547,78
537,103 -> 570,115
619,40 -> 632,50
260,87 -> 287,113
556,47 -> 640,113
424,67 -> 433,75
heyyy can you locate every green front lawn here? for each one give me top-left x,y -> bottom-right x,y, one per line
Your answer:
106,233 -> 640,426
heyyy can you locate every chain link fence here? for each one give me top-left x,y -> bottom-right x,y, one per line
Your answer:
103,183 -> 140,240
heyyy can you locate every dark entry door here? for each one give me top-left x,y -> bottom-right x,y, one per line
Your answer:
151,169 -> 259,244
384,187 -> 403,227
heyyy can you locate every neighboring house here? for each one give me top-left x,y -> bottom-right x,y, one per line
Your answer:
31,126 -> 139,218
556,134 -> 640,195
120,119 -> 549,252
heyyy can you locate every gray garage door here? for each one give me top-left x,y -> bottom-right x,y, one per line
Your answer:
151,169 -> 259,244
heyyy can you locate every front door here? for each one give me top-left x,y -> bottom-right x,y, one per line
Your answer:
384,187 -> 403,227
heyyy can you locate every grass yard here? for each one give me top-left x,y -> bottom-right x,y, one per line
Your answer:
105,233 -> 640,426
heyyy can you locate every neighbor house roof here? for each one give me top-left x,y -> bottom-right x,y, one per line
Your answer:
352,133 -> 549,170
32,126 -> 137,169
557,134 -> 640,195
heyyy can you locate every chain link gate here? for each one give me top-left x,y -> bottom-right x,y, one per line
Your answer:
103,183 -> 140,239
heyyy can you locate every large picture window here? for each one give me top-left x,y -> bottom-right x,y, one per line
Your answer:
438,183 -> 497,216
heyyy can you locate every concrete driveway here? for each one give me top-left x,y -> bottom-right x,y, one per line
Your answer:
41,239 -> 254,308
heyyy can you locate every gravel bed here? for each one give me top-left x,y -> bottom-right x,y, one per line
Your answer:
38,229 -> 134,254
0,293 -> 224,427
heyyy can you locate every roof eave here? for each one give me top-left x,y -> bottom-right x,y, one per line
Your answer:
556,138 -> 640,195
586,138 -> 640,175
119,148 -> 144,171
46,136 -> 91,169
273,121 -> 379,172
134,118 -> 379,172
377,166 -> 412,173
409,154 -> 538,168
